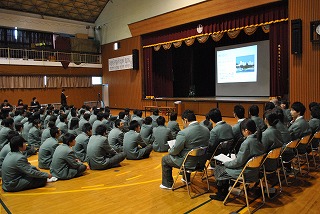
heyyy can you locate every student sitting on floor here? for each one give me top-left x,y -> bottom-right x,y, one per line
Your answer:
74,123 -> 92,162
167,112 -> 180,139
87,125 -> 126,170
38,127 -> 61,169
108,119 -> 125,152
123,120 -> 153,160
50,133 -> 87,180
152,116 -> 173,152
2,136 -> 55,192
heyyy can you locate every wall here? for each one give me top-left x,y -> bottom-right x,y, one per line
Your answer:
0,9 -> 95,37
95,0 -> 207,44
102,36 -> 153,109
289,0 -> 320,119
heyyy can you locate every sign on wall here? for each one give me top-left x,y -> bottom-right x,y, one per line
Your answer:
108,55 -> 133,71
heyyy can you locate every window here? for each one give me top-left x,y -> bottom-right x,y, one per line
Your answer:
92,76 -> 102,85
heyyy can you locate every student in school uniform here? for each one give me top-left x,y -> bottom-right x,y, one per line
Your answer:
50,133 -> 87,180
108,119 -> 125,152
232,105 -> 246,143
249,104 -> 267,131
38,127 -> 61,169
123,120 -> 153,160
2,136 -> 54,192
87,125 -> 126,170
152,116 -> 173,152
209,119 -> 264,201
74,123 -> 92,162
167,112 -> 180,139
0,118 -> 14,150
140,117 -> 154,145
28,119 -> 42,149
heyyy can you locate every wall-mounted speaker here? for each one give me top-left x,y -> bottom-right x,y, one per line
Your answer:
132,49 -> 139,70
291,19 -> 302,55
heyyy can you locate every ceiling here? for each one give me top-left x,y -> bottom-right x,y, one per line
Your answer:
0,0 -> 110,23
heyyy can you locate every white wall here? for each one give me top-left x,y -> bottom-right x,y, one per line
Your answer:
0,9 -> 95,38
95,0 -> 207,44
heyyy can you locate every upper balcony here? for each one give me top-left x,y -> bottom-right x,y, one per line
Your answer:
0,48 -> 102,68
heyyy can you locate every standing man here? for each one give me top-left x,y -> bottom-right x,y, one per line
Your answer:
61,89 -> 68,107
160,110 -> 210,189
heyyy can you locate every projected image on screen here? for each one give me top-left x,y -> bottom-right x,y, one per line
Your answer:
215,40 -> 270,97
217,45 -> 257,83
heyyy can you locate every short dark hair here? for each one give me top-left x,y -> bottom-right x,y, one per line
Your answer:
10,136 -> 27,152
15,122 -> 23,132
208,108 -> 222,123
118,111 -> 125,119
263,110 -> 279,126
153,108 -> 159,116
97,112 -> 104,120
311,106 -> 320,119
115,119 -> 122,128
50,127 -> 60,138
170,112 -> 178,121
129,120 -> 140,130
309,102 -> 319,111
59,114 -> 67,122
156,116 -> 165,126
291,101 -> 306,116
70,118 -> 79,130
273,107 -> 285,123
83,113 -> 91,121
181,109 -> 196,122
249,105 -> 259,117
82,123 -> 92,133
3,118 -> 14,127
234,105 -> 245,119
96,125 -> 107,135
265,102 -> 275,111
136,110 -> 143,117
62,133 -> 76,146
144,116 -> 152,125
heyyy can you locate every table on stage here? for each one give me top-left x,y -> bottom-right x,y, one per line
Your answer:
144,106 -> 176,120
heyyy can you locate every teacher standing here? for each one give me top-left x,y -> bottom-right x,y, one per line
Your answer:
61,89 -> 68,107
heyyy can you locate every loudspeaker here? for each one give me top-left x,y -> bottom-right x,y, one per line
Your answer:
132,49 -> 139,70
291,19 -> 302,55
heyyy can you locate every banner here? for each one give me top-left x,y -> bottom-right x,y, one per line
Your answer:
108,55 -> 133,71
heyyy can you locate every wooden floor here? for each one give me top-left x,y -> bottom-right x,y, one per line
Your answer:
1,111 -> 320,214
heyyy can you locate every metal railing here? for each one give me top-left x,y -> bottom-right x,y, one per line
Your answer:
0,48 -> 101,64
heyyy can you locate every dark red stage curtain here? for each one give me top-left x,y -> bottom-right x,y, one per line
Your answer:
269,21 -> 289,97
142,2 -> 287,46
143,47 -> 153,96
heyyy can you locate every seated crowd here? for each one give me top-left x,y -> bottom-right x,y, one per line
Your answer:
0,97 -> 318,210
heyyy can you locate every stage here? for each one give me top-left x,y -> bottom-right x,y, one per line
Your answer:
147,96 -> 270,117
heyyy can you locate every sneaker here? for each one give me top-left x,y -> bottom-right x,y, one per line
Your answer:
181,178 -> 191,185
160,184 -> 172,190
47,177 -> 58,182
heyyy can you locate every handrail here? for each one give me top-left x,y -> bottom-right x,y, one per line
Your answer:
0,48 -> 101,64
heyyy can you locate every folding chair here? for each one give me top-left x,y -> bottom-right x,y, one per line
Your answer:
296,134 -> 312,175
280,139 -> 300,185
308,131 -> 320,168
223,154 -> 266,214
172,146 -> 209,199
262,147 -> 282,199
207,140 -> 234,170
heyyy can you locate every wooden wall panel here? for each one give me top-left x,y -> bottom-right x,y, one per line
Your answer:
102,36 -> 144,110
198,102 -> 217,115
289,0 -> 320,119
129,0 -> 281,36
183,102 -> 199,114
0,85 -> 102,108
0,65 -> 101,76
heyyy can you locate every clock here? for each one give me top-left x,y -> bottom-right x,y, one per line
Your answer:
310,21 -> 320,43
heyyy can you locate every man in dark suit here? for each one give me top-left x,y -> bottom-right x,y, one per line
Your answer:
160,110 -> 210,189
61,89 -> 68,107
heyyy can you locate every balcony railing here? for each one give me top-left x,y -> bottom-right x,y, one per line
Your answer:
0,48 -> 101,64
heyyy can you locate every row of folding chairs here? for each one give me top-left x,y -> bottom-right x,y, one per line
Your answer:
170,131 -> 320,213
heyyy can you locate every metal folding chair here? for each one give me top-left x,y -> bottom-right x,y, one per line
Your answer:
296,134 -> 312,175
280,139 -> 300,185
172,146 -> 210,199
223,154 -> 266,214
308,131 -> 320,168
262,147 -> 282,199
